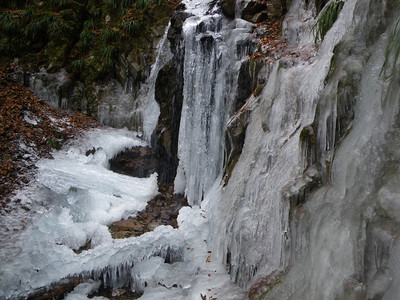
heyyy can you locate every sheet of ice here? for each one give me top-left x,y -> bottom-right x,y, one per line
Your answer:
0,128 -> 163,299
135,203 -> 247,300
65,280 -> 106,300
205,0 -> 360,289
130,23 -> 172,140
174,0 -> 255,205
1,126 -> 245,300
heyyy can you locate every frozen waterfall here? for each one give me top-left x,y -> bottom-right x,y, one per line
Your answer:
2,0 -> 400,299
174,0 -> 254,205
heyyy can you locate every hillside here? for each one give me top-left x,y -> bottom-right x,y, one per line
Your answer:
0,67 -> 98,214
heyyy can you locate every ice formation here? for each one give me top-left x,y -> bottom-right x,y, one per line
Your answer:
2,0 -> 400,299
174,0 -> 255,205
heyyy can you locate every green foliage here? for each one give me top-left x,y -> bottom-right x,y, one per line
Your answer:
255,275 -> 284,300
136,0 -> 159,9
0,0 -> 174,80
315,0 -> 329,14
80,28 -> 95,42
107,0 -> 118,9
51,0 -> 69,8
122,19 -> 140,35
24,18 -> 47,40
89,7 -> 102,19
381,18 -> 400,81
98,44 -> 115,70
107,0 -> 157,9
23,13 -> 67,41
84,19 -> 95,30
22,8 -> 36,21
72,59 -> 85,72
100,26 -> 117,42
0,13 -> 19,34
100,45 -> 114,60
47,138 -> 60,149
120,0 -> 136,7
312,0 -> 344,43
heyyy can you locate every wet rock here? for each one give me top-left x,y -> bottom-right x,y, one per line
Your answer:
282,165 -> 321,208
151,6 -> 190,185
109,147 -> 158,178
224,103 -> 252,183
110,187 -> 188,239
267,0 -> 290,18
219,0 -> 236,19
167,4 -> 192,51
28,276 -> 83,300
241,1 -> 268,23
248,270 -> 284,300
73,240 -> 92,254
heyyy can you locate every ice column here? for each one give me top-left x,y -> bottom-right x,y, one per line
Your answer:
174,2 -> 254,205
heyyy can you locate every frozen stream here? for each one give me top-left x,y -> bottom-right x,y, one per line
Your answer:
0,128 -> 246,299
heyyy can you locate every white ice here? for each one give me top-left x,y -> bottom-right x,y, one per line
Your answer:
0,127 -> 246,300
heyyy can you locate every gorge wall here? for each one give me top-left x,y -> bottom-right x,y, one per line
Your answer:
206,0 -> 400,299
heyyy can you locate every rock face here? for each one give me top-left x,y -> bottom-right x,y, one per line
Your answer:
241,1 -> 269,23
109,147 -> 158,178
108,146 -> 188,239
219,0 -> 236,19
152,5 -> 192,184
240,0 -> 290,23
110,190 -> 187,239
9,2 -> 174,126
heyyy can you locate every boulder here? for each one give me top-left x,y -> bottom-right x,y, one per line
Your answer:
219,0 -> 236,19
109,146 -> 158,178
242,1 -> 268,23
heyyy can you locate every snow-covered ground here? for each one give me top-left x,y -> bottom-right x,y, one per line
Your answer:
0,128 -> 246,300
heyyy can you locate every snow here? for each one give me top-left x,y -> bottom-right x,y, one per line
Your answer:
65,280 -> 106,300
23,112 -> 40,125
0,127 -> 246,300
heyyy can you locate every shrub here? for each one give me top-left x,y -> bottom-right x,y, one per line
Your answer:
381,18 -> 400,80
136,0 -> 157,9
122,19 -> 140,35
72,59 -> 85,72
313,0 -> 345,43
100,26 -> 117,42
22,8 -> 36,21
0,13 -> 19,34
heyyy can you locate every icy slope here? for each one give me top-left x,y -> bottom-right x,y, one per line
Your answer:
206,0 -> 400,298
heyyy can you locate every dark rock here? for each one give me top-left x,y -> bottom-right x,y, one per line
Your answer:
282,165 -> 322,208
219,0 -> 236,19
28,276 -> 83,300
223,105 -> 252,184
85,147 -> 96,156
223,58 -> 262,184
151,8 -> 189,185
168,6 -> 192,52
242,1 -> 268,23
236,60 -> 255,110
73,240 -> 92,254
109,147 -> 158,178
253,11 -> 269,23
266,0 -> 290,18
109,185 -> 188,239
